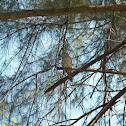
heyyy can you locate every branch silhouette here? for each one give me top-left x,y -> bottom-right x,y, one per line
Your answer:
69,100 -> 120,126
87,87 -> 126,126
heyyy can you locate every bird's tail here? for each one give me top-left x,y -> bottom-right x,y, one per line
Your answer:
67,70 -> 72,82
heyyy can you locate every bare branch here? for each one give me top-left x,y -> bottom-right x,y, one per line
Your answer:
70,100 -> 119,126
58,67 -> 126,76
0,4 -> 126,20
87,87 -> 126,126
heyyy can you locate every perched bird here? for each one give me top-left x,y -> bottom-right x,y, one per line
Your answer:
62,53 -> 72,81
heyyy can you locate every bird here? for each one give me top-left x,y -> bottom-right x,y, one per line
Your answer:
62,53 -> 72,81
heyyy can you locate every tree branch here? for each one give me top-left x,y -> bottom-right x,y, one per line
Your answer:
58,67 -> 126,76
87,87 -> 126,126
0,4 -> 126,20
70,100 -> 119,126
